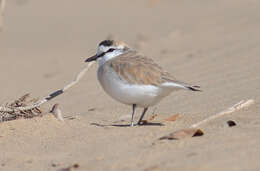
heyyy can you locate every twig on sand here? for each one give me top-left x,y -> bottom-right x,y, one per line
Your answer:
0,61 -> 94,114
0,0 -> 6,31
190,99 -> 254,128
158,99 -> 254,141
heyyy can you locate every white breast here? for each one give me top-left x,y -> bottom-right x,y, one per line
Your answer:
97,66 -> 168,108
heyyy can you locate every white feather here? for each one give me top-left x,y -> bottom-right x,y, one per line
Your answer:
98,66 -> 167,108
161,82 -> 187,90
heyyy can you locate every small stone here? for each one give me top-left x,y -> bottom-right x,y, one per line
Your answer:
227,120 -> 237,127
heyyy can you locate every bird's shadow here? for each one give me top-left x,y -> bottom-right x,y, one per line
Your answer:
90,122 -> 164,127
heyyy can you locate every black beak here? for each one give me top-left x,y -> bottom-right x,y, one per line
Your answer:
85,54 -> 98,62
85,52 -> 105,62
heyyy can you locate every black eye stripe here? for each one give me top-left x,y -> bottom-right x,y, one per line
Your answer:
96,48 -> 116,59
107,48 -> 115,52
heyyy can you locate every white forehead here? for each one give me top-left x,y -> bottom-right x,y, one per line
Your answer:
98,45 -> 110,53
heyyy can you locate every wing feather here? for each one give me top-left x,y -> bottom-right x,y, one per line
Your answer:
106,51 -> 176,86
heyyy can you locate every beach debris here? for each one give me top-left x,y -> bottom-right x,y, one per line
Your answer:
0,61 -> 94,122
50,104 -> 64,121
191,99 -> 254,128
157,99 -> 254,142
165,114 -> 180,122
72,164 -> 79,168
159,128 -> 204,140
0,93 -> 42,122
227,120 -> 237,127
59,163 -> 79,171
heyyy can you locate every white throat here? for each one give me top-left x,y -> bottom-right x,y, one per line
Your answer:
97,50 -> 124,66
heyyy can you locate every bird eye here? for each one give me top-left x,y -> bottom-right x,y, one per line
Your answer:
107,48 -> 115,52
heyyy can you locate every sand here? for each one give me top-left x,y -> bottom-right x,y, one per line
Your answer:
0,0 -> 260,170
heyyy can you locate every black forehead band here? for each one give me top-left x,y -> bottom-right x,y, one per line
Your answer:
99,40 -> 113,47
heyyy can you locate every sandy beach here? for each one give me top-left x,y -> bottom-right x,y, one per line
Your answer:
0,0 -> 260,170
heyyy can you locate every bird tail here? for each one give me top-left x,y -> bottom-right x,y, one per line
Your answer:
186,85 -> 201,92
161,80 -> 202,92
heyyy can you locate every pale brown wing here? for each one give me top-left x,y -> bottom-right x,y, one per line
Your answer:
105,50 -> 177,86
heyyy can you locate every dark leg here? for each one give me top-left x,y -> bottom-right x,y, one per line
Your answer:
130,104 -> 136,127
137,108 -> 148,125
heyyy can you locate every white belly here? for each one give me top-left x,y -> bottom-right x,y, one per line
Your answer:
97,67 -> 169,108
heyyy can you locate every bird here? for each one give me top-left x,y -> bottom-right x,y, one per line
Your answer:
85,40 -> 201,127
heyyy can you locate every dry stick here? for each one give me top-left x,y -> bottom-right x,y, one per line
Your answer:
0,0 -> 6,31
154,99 -> 255,142
190,99 -> 255,128
0,61 -> 95,113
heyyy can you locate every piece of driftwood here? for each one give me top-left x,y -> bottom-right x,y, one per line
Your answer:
190,99 -> 254,128
158,99 -> 254,141
0,62 -> 94,121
